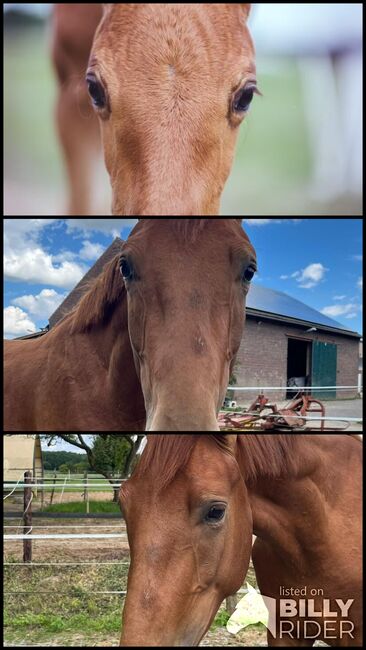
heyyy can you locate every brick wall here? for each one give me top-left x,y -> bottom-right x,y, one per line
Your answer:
232,317 -> 360,404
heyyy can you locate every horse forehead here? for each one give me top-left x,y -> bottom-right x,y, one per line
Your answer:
98,4 -> 252,70
104,3 -> 243,36
128,221 -> 255,266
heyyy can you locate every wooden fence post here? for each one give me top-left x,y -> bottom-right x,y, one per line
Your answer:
84,471 -> 89,514
50,472 -> 57,505
23,470 -> 32,563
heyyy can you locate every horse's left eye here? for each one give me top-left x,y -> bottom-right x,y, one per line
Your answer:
243,265 -> 256,283
120,259 -> 133,281
205,506 -> 226,524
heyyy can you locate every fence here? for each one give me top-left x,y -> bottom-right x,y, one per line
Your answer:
226,385 -> 361,391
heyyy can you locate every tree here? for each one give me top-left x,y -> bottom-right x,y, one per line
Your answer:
41,435 -> 145,501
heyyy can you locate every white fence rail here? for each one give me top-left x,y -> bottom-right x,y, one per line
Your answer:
227,385 -> 361,391
4,533 -> 127,541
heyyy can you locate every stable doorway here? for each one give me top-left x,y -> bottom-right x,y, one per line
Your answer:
287,338 -> 312,397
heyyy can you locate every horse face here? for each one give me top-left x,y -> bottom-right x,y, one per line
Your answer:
120,435 -> 251,646
119,219 -> 256,431
87,4 -> 256,215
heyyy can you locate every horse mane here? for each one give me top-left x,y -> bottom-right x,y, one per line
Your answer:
133,434 -> 301,491
69,255 -> 125,334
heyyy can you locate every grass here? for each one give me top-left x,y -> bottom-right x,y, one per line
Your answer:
43,501 -> 121,514
4,556 -> 126,643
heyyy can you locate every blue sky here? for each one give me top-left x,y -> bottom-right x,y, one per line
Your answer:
4,218 -> 363,338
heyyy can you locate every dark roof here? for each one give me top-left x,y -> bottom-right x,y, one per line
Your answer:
14,328 -> 49,341
247,284 -> 360,338
49,238 -> 124,328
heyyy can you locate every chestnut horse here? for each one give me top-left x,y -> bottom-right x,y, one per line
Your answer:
120,434 -> 362,647
52,3 -> 257,216
4,219 -> 256,431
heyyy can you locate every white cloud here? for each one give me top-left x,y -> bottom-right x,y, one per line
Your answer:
4,306 -> 36,338
321,303 -> 360,318
298,263 -> 328,289
333,295 -> 346,301
5,248 -> 85,289
280,271 -> 300,280
79,240 -> 105,261
4,219 -> 86,289
358,277 -> 363,290
281,263 -> 328,289
352,255 -> 363,262
245,219 -> 302,226
52,250 -> 78,263
12,289 -> 66,320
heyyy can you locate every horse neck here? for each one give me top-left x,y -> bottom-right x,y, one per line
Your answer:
245,438 -> 330,568
245,435 -> 361,568
66,292 -> 145,426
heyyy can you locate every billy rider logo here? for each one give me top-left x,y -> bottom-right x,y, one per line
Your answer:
276,587 -> 355,641
227,584 -> 355,642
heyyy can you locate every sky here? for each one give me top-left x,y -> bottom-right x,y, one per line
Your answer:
3,218 -> 363,339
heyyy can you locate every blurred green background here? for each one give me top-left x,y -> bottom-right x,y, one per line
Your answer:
4,9 -> 362,216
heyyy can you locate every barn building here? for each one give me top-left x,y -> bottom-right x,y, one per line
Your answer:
235,285 -> 361,402
4,434 -> 44,483
36,239 -> 360,404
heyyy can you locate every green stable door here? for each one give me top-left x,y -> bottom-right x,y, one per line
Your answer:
312,341 -> 337,399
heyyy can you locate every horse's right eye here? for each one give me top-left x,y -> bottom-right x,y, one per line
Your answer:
120,259 -> 133,281
204,505 -> 227,525
232,83 -> 257,114
86,74 -> 106,109
242,264 -> 257,283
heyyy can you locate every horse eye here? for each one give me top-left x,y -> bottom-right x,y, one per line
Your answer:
232,84 -> 256,114
205,506 -> 226,524
86,74 -> 106,109
243,265 -> 256,283
120,259 -> 133,281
